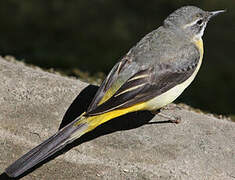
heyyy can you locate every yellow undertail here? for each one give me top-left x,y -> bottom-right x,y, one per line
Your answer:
74,101 -> 147,136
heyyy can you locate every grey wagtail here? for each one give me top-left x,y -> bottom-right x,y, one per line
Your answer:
5,6 -> 225,177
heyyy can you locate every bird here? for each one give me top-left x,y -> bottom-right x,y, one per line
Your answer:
5,6 -> 225,178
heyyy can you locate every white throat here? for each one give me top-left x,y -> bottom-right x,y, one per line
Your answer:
194,23 -> 207,40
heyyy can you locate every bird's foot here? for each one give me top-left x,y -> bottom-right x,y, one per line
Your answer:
150,109 -> 181,124
158,112 -> 181,124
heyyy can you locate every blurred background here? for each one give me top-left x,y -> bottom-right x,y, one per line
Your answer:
0,0 -> 234,118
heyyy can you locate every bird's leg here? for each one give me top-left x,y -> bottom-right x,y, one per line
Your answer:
161,103 -> 181,111
150,109 -> 161,115
150,109 -> 181,124
157,112 -> 181,124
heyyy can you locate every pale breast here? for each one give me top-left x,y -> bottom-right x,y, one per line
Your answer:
146,38 -> 204,110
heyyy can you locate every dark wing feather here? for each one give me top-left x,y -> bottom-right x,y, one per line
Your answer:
87,56 -> 131,112
86,69 -> 152,115
86,53 -> 200,116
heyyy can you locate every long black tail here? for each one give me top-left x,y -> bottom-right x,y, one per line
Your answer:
5,115 -> 89,178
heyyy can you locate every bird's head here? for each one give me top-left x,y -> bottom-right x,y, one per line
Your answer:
164,6 -> 225,40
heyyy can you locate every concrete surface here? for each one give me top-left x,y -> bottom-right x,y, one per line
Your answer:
0,56 -> 234,180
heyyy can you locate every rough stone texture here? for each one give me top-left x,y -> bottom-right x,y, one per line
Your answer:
0,57 -> 234,180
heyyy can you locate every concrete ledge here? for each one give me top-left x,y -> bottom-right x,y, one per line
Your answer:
0,57 -> 234,179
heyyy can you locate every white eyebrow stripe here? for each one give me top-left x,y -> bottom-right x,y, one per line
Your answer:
183,19 -> 199,28
114,83 -> 146,97
127,74 -> 149,82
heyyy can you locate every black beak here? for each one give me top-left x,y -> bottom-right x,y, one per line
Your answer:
208,10 -> 226,19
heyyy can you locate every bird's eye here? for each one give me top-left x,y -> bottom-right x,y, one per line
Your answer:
196,19 -> 203,26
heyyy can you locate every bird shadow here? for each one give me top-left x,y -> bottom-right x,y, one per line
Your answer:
1,84 -> 171,179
